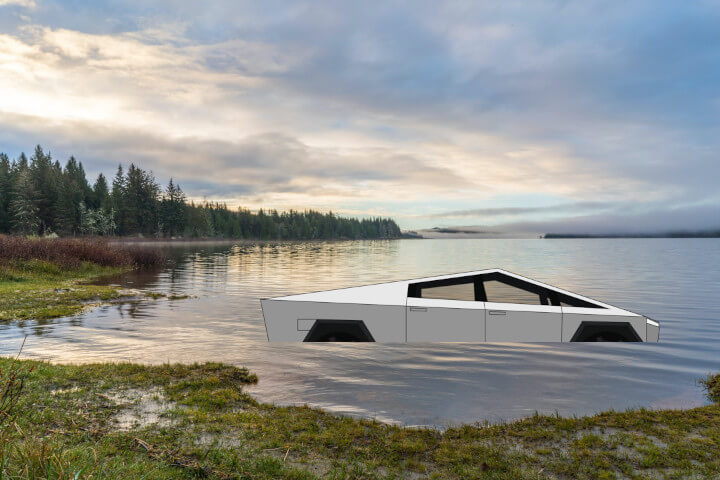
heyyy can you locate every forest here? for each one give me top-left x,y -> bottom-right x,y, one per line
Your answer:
0,146 -> 402,240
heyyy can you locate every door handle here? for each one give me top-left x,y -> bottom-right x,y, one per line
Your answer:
409,307 -> 427,312
488,310 -> 506,315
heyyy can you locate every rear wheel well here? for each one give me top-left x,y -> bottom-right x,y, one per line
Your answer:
571,321 -> 641,342
303,320 -> 375,342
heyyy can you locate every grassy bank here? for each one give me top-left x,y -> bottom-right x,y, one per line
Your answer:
0,236 -> 165,320
0,259 -> 130,320
0,358 -> 718,479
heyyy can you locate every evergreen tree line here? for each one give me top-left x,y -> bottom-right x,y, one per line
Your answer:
0,146 -> 402,240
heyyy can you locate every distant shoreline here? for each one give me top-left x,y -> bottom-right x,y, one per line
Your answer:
29,232 -> 719,244
109,236 -> 405,245
405,229 -> 720,239
544,232 -> 720,239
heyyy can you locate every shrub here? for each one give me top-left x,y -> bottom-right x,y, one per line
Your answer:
0,235 -> 166,269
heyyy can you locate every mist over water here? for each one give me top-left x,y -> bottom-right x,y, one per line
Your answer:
1,239 -> 719,427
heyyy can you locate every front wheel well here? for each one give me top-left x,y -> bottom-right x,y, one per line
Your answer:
303,320 -> 375,342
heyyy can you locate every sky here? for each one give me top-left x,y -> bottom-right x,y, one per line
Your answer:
0,0 -> 719,233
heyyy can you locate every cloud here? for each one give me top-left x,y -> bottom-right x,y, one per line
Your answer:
0,1 -> 719,231
0,111 -> 472,213
426,202 -> 618,219
0,0 -> 35,8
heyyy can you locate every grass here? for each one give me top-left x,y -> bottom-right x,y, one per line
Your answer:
700,374 -> 720,404
0,259 -> 130,320
0,235 -> 168,321
0,358 -> 718,479
144,292 -> 191,300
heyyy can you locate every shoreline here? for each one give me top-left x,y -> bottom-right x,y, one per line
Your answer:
0,238 -> 169,321
1,358 -> 718,479
0,267 -> 188,321
110,236 -> 406,246
0,261 -> 134,321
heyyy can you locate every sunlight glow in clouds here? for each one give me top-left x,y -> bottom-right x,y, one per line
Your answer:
0,0 -> 35,7
1,1 -> 719,232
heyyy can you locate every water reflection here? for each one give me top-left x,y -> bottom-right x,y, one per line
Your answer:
1,239 -> 719,427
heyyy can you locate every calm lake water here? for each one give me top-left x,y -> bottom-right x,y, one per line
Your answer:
1,239 -> 719,427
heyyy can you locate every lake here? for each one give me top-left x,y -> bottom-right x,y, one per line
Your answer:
1,238 -> 719,427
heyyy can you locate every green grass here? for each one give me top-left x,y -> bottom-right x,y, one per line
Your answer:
144,292 -> 192,300
701,374 -> 720,404
0,260 -> 129,321
1,358 -> 718,479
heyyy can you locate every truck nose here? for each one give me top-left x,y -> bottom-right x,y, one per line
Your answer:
645,317 -> 660,342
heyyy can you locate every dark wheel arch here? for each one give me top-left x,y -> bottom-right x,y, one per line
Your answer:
571,321 -> 642,342
303,320 -> 375,342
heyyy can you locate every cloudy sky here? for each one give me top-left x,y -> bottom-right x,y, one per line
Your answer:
1,0 -> 719,233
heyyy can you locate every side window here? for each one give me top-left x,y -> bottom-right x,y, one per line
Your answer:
419,281 -> 475,301
556,292 -> 604,309
483,279 -> 546,305
409,271 -> 606,308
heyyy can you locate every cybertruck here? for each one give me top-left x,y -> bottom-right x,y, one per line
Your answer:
261,269 -> 659,343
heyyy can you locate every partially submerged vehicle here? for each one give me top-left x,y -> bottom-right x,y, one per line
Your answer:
261,269 -> 659,343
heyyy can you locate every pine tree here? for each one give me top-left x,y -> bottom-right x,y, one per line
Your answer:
10,169 -> 40,235
16,152 -> 28,171
111,165 -> 126,235
93,173 -> 110,211
1,148 -> 403,240
160,179 -> 187,237
53,157 -> 88,235
123,164 -> 141,234
0,153 -> 11,233
54,169 -> 78,235
74,160 -> 93,206
124,164 -> 159,235
29,145 -> 59,234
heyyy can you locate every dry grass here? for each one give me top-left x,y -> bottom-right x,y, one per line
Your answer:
0,344 -> 32,429
0,341 -> 35,473
0,235 -> 166,269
